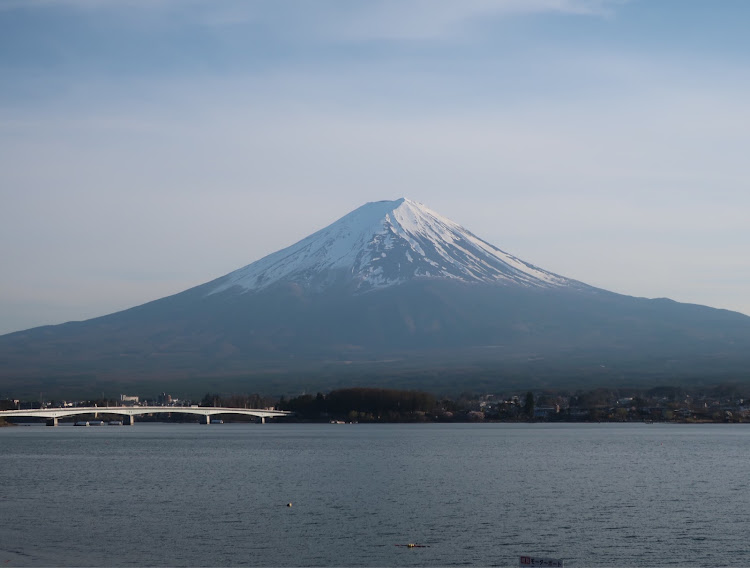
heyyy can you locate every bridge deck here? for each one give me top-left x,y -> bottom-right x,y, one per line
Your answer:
0,406 -> 291,424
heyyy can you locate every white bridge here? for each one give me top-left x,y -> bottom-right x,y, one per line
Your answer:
0,406 -> 291,426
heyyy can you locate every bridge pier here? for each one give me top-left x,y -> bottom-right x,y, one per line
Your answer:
124,415 -> 134,426
258,416 -> 265,424
46,417 -> 58,427
202,415 -> 210,425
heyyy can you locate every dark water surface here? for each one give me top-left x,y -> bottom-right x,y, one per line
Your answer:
1,423 -> 748,567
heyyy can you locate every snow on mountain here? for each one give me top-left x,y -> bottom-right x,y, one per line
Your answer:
210,198 -> 581,295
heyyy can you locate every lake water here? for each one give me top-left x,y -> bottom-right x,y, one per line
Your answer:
1,423 -> 748,567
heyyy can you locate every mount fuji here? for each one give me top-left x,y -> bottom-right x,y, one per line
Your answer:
2,198 -> 750,397
209,198 -> 580,294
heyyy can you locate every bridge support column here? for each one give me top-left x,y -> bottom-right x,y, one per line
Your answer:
202,415 -> 210,425
258,416 -> 265,424
124,415 -> 134,426
46,417 -> 58,427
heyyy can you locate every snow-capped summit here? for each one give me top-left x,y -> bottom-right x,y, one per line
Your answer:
210,198 -> 581,295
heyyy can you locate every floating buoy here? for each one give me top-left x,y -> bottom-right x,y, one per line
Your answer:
286,502 -> 292,507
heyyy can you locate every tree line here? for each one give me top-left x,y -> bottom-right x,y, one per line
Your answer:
280,387 -> 437,420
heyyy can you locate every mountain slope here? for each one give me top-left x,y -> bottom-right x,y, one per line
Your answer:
1,198 -> 750,397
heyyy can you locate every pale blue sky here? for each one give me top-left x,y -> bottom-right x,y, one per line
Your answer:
1,0 -> 749,334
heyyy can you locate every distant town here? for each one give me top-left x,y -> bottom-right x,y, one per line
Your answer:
2,384 -> 750,425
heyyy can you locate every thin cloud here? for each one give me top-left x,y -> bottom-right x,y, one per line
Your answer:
0,0 -> 626,31
0,0 -> 181,9
316,0 -> 627,41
